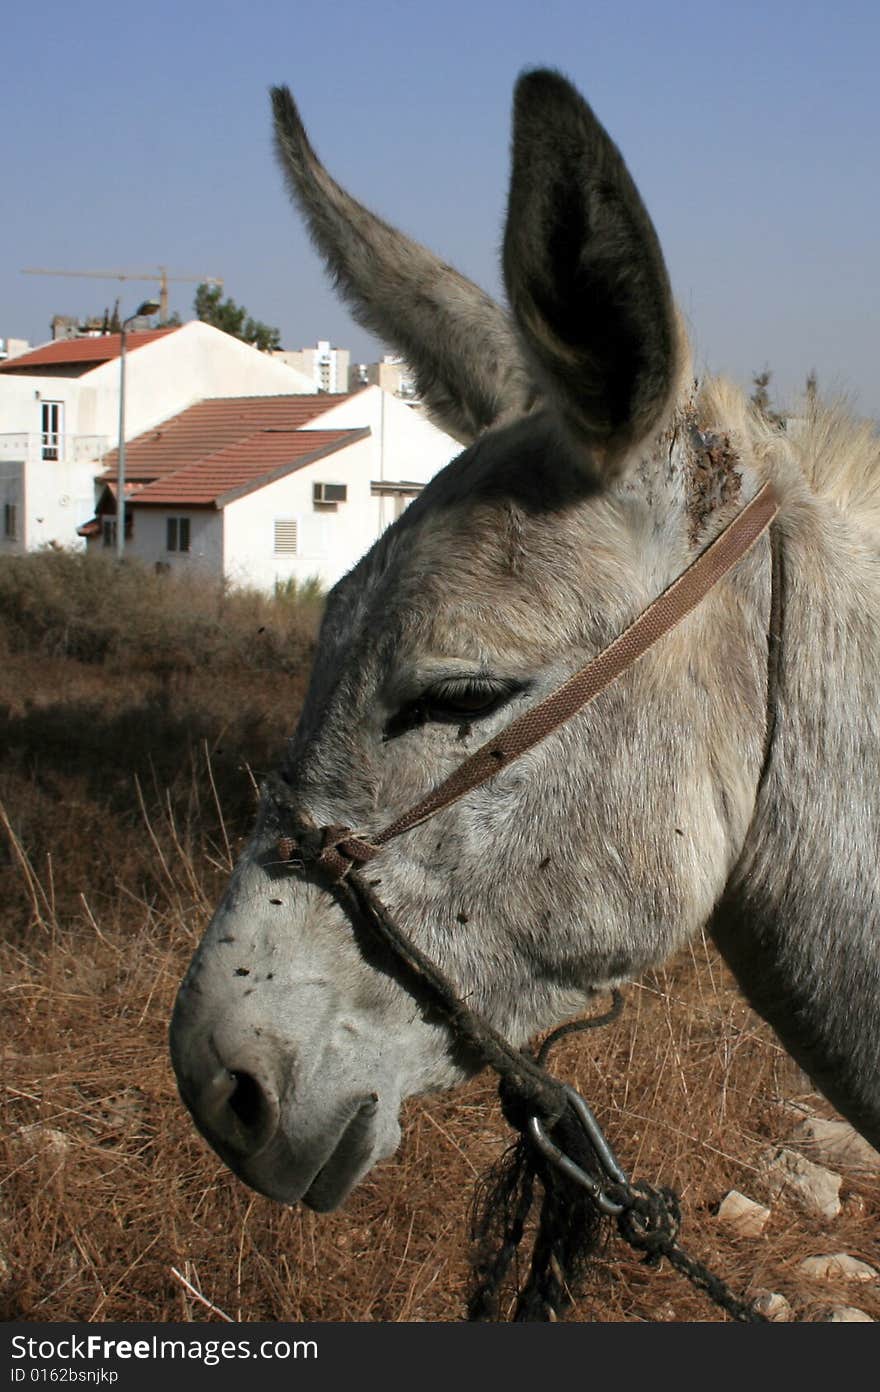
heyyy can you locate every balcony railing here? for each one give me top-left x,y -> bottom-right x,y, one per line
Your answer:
0,433 -> 110,464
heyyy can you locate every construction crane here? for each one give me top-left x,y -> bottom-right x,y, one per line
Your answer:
21,267 -> 224,323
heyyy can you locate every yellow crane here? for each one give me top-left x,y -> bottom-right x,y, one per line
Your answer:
21,266 -> 224,323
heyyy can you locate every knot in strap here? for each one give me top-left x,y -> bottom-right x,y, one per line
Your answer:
277,825 -> 380,882
615,1182 -> 681,1266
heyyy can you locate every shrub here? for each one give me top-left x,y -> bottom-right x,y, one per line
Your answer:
0,550 -> 322,674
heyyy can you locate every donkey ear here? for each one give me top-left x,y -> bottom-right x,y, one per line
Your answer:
503,70 -> 681,478
271,86 -> 534,444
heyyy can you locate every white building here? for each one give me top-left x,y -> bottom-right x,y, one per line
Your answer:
350,353 -> 418,400
0,322 -> 315,554
82,385 -> 461,591
0,337 -> 30,363
274,340 -> 350,393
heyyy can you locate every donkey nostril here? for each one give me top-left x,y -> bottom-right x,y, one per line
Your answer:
183,1056 -> 279,1157
227,1071 -> 266,1132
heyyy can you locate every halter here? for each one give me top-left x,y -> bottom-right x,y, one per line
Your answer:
276,481 -> 779,880
269,479 -> 780,1322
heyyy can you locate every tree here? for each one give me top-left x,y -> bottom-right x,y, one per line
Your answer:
750,368 -> 772,416
750,367 -> 783,426
193,283 -> 281,352
806,369 -> 818,407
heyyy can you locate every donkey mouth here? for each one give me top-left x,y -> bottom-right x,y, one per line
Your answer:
234,1092 -> 397,1212
300,1094 -> 388,1211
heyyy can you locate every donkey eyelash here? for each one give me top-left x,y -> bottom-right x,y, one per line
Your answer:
384,678 -> 524,740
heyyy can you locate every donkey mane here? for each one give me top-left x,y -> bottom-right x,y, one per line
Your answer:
693,377 -> 880,1144
698,377 -> 880,536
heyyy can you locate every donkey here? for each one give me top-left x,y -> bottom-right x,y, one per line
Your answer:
170,69 -> 880,1212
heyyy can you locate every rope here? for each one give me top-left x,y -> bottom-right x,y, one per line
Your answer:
271,840 -> 766,1324
267,484 -> 782,1324
332,866 -> 569,1127
467,1005 -> 767,1323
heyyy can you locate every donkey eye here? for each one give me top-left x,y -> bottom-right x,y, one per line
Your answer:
424,678 -> 516,716
385,678 -> 522,739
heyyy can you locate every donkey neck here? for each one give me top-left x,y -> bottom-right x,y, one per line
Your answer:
712,480 -> 880,1146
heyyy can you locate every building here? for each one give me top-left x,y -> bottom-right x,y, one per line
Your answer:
0,337 -> 31,363
274,341 -> 351,393
0,322 -> 315,554
80,385 -> 461,590
349,354 -> 418,400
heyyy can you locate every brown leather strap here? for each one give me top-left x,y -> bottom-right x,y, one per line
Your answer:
278,482 -> 778,876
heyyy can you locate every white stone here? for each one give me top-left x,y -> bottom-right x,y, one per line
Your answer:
778,1098 -> 818,1121
717,1190 -> 771,1237
14,1124 -> 70,1161
821,1305 -> 874,1322
764,1147 -> 842,1219
791,1117 -> 880,1174
96,1088 -> 147,1136
798,1254 -> 878,1282
751,1291 -> 793,1322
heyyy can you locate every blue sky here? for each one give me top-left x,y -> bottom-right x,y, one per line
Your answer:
3,0 -> 878,415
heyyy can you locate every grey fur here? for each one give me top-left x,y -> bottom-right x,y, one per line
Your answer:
170,72 -> 880,1213
271,85 -> 535,443
504,70 -> 679,473
712,491 -> 880,1144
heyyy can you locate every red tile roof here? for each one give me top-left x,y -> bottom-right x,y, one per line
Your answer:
99,393 -> 354,482
0,328 -> 179,373
130,427 -> 368,506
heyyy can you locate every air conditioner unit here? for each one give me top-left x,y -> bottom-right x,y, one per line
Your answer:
313,482 -> 347,505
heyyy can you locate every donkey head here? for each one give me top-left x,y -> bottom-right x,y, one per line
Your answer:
170,71 -> 772,1209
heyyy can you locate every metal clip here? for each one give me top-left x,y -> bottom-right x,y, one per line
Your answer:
527,1084 -> 629,1216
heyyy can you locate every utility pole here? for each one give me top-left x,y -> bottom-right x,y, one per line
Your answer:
117,298 -> 161,559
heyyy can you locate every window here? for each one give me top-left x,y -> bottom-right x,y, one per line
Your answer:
313,482 -> 347,510
41,401 -> 63,461
370,481 -> 422,523
4,502 -> 17,539
274,518 -> 298,553
101,514 -> 132,548
166,517 -> 190,553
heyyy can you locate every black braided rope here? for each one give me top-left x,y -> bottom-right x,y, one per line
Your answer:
467,1014 -> 768,1323
332,866 -> 570,1127
612,1182 -> 765,1322
469,1129 -> 606,1321
271,817 -> 766,1324
467,1141 -> 538,1321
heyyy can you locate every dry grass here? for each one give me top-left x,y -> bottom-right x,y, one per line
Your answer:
0,549 -> 321,673
1,554 -> 877,1324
